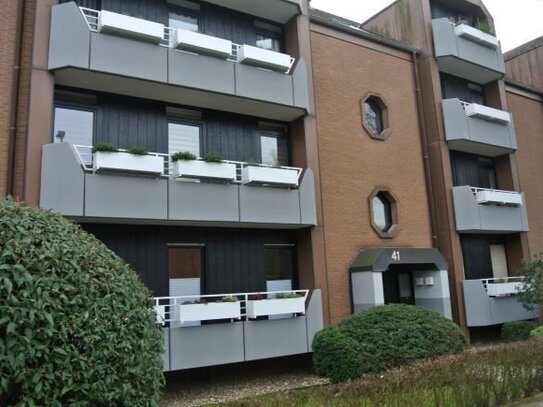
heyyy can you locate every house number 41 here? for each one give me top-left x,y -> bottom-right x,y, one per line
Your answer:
391,251 -> 401,261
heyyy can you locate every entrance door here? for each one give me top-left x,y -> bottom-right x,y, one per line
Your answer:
168,245 -> 204,297
383,265 -> 415,305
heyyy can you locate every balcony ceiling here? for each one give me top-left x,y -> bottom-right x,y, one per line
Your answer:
203,0 -> 301,24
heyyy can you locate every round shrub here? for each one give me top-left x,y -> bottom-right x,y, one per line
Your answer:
501,321 -> 537,342
312,304 -> 468,382
0,198 -> 164,406
530,325 -> 543,339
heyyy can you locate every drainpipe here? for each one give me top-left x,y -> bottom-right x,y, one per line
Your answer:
7,0 -> 26,196
412,51 -> 439,248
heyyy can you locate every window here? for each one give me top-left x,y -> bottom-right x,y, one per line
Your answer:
255,21 -> 283,52
369,188 -> 398,238
265,246 -> 295,282
361,93 -> 390,140
168,122 -> 201,157
168,0 -> 200,32
259,123 -> 288,166
53,106 -> 94,145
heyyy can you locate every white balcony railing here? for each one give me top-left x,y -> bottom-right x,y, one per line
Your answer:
153,289 -> 309,325
73,144 -> 303,187
481,276 -> 525,297
470,187 -> 523,207
79,7 -> 295,73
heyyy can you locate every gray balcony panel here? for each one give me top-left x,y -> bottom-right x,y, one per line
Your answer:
244,317 -> 309,361
299,169 -> 317,226
239,185 -> 301,225
40,143 -> 84,217
168,181 -> 239,222
168,50 -> 235,94
442,99 -> 517,156
432,18 -> 505,84
463,280 -> 539,327
292,58 -> 309,110
48,2 -> 90,70
90,32 -> 168,83
169,323 -> 244,370
452,186 -> 529,233
306,289 -> 324,351
202,0 -> 301,23
162,327 -> 170,372
235,64 -> 294,107
85,174 -> 168,220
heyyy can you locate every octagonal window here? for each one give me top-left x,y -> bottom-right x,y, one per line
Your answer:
361,93 -> 390,140
369,188 -> 398,238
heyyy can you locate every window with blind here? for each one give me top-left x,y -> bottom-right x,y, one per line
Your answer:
168,122 -> 201,157
53,107 -> 94,146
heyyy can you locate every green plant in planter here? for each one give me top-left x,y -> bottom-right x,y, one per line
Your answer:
93,142 -> 118,153
475,19 -> 493,35
127,146 -> 148,155
171,151 -> 197,162
276,292 -> 302,299
530,325 -> 543,339
221,295 -> 239,303
202,153 -> 222,163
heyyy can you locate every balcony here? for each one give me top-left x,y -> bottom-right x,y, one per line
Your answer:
432,18 -> 505,84
156,289 -> 323,371
442,99 -> 517,156
47,3 -> 309,122
452,186 -> 529,233
40,143 -> 317,228
463,278 -> 538,327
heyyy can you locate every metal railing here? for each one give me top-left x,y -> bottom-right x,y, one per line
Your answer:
480,276 -> 525,297
73,144 -> 303,185
78,7 -> 295,73
469,187 -> 521,197
153,289 -> 309,325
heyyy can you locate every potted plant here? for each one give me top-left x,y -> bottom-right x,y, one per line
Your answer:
171,151 -> 236,182
93,143 -> 164,175
177,297 -> 241,324
241,162 -> 299,188
246,292 -> 306,319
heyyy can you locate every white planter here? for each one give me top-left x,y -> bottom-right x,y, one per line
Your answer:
177,302 -> 241,323
464,103 -> 511,124
94,151 -> 164,175
476,190 -> 523,206
173,160 -> 236,182
486,282 -> 523,297
454,23 -> 499,49
246,297 -> 305,318
238,45 -> 292,73
173,29 -> 232,59
98,10 -> 164,44
242,166 -> 299,187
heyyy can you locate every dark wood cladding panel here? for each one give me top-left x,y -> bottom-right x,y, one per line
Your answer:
81,224 -> 296,297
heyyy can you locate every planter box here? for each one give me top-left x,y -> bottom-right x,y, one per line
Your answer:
173,29 -> 232,59
98,10 -> 164,44
464,103 -> 511,124
454,23 -> 499,49
177,302 -> 241,324
94,151 -> 164,175
246,297 -> 305,318
242,166 -> 299,187
476,190 -> 523,206
486,282 -> 523,297
173,160 -> 236,182
238,45 -> 292,73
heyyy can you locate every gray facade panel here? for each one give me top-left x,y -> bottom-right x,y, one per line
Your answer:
306,289 -> 323,351
244,317 -> 309,361
169,323 -> 245,370
235,64 -> 294,106
49,3 -> 91,70
40,143 -> 85,217
292,58 -> 309,110
168,50 -> 236,95
162,327 -> 170,372
415,298 -> 452,319
168,181 -> 240,222
239,185 -> 301,225
299,169 -> 317,226
90,33 -> 168,82
85,174 -> 168,219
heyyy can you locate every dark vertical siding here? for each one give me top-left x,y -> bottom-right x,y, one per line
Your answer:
60,0 -> 101,9
201,3 -> 256,46
460,235 -> 506,280
101,0 -> 168,23
450,151 -> 496,188
81,224 -> 296,296
440,73 -> 485,104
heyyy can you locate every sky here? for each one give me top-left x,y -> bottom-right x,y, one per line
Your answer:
310,0 -> 543,52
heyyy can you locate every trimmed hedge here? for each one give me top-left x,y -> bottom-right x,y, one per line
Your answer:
0,198 -> 164,406
313,304 -> 468,382
501,321 -> 537,342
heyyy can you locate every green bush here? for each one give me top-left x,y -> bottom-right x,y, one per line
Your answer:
93,141 -> 118,152
313,304 -> 468,382
501,321 -> 537,342
0,198 -> 164,406
202,153 -> 222,163
127,146 -> 148,155
171,151 -> 197,162
530,325 -> 543,339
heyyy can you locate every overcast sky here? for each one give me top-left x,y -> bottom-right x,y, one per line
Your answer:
310,0 -> 543,52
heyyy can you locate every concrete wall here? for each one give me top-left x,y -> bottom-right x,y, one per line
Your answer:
506,39 -> 543,92
351,271 -> 384,313
414,269 -> 452,319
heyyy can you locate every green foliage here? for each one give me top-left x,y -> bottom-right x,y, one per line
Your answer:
517,255 -> 543,311
171,151 -> 197,162
530,325 -> 543,339
312,304 -> 468,382
0,198 -> 164,406
275,292 -> 302,299
127,146 -> 148,155
220,295 -> 238,303
501,321 -> 537,342
202,153 -> 222,163
93,142 -> 118,153
475,19 -> 493,34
